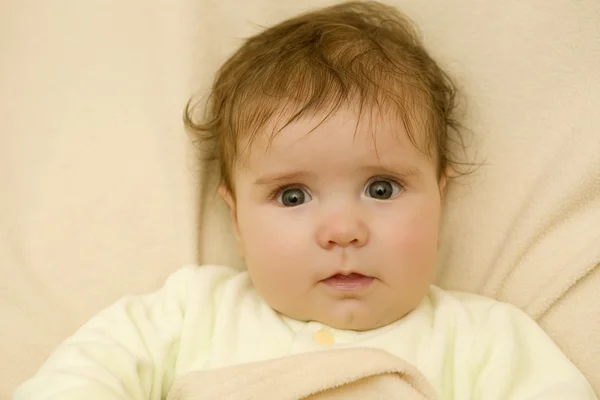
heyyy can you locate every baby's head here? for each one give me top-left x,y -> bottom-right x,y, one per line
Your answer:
187,1 -> 464,330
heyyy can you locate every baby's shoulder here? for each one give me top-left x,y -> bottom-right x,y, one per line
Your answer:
427,285 -> 533,328
426,286 -> 574,370
166,264 -> 243,284
423,288 -> 595,397
420,285 -> 557,352
162,264 -> 249,295
134,264 -> 252,313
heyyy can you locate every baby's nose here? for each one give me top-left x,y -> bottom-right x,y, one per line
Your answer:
316,210 -> 369,249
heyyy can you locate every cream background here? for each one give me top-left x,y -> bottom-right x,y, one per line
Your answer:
1,0 -> 599,398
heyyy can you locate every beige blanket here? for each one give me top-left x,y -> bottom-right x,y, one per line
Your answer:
2,0 -> 599,397
166,348 -> 436,400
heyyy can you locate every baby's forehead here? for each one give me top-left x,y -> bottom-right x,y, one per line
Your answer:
239,107 -> 433,166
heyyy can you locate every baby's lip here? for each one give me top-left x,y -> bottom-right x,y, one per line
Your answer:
324,271 -> 369,279
321,273 -> 374,291
323,269 -> 372,279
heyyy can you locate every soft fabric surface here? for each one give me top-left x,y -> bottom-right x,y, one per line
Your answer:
1,0 -> 599,398
16,266 -> 594,398
166,348 -> 436,400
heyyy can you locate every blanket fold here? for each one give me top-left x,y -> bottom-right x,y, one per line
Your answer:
166,348 -> 437,400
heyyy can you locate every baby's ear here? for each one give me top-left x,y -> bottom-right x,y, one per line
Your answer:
218,185 -> 240,237
438,167 -> 451,199
218,185 -> 235,210
218,185 -> 244,257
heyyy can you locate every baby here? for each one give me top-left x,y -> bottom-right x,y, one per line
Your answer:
15,1 -> 596,399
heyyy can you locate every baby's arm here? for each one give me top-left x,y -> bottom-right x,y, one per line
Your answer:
470,302 -> 597,399
14,266 -> 217,400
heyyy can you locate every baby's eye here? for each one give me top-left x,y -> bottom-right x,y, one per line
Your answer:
277,187 -> 312,207
365,179 -> 403,200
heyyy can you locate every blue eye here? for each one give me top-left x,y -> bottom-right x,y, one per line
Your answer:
277,187 -> 312,207
365,179 -> 402,200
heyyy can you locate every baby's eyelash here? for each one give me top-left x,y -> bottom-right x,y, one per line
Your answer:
268,184 -> 301,201
367,175 -> 405,188
267,176 -> 405,201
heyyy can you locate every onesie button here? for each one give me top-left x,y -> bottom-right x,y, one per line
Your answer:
313,329 -> 335,346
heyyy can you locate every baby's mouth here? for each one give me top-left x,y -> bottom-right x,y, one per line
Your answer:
322,273 -> 374,291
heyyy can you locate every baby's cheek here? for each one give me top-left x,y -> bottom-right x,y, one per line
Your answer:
240,212 -> 312,312
249,212 -> 306,252
380,208 -> 440,267
386,209 -> 435,242
240,209 -> 310,273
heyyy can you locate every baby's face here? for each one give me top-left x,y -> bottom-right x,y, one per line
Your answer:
223,107 -> 445,330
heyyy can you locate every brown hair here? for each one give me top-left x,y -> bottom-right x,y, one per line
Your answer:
185,1 -> 466,192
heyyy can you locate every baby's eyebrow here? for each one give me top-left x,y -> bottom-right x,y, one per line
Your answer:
359,164 -> 422,178
253,171 -> 315,185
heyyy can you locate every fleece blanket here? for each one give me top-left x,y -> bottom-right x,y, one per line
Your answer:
195,0 -> 600,391
1,0 -> 599,398
166,348 -> 436,400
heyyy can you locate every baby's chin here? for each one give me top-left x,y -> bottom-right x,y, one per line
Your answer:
262,285 -> 423,331
315,308 -> 411,331
281,300 -> 414,331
